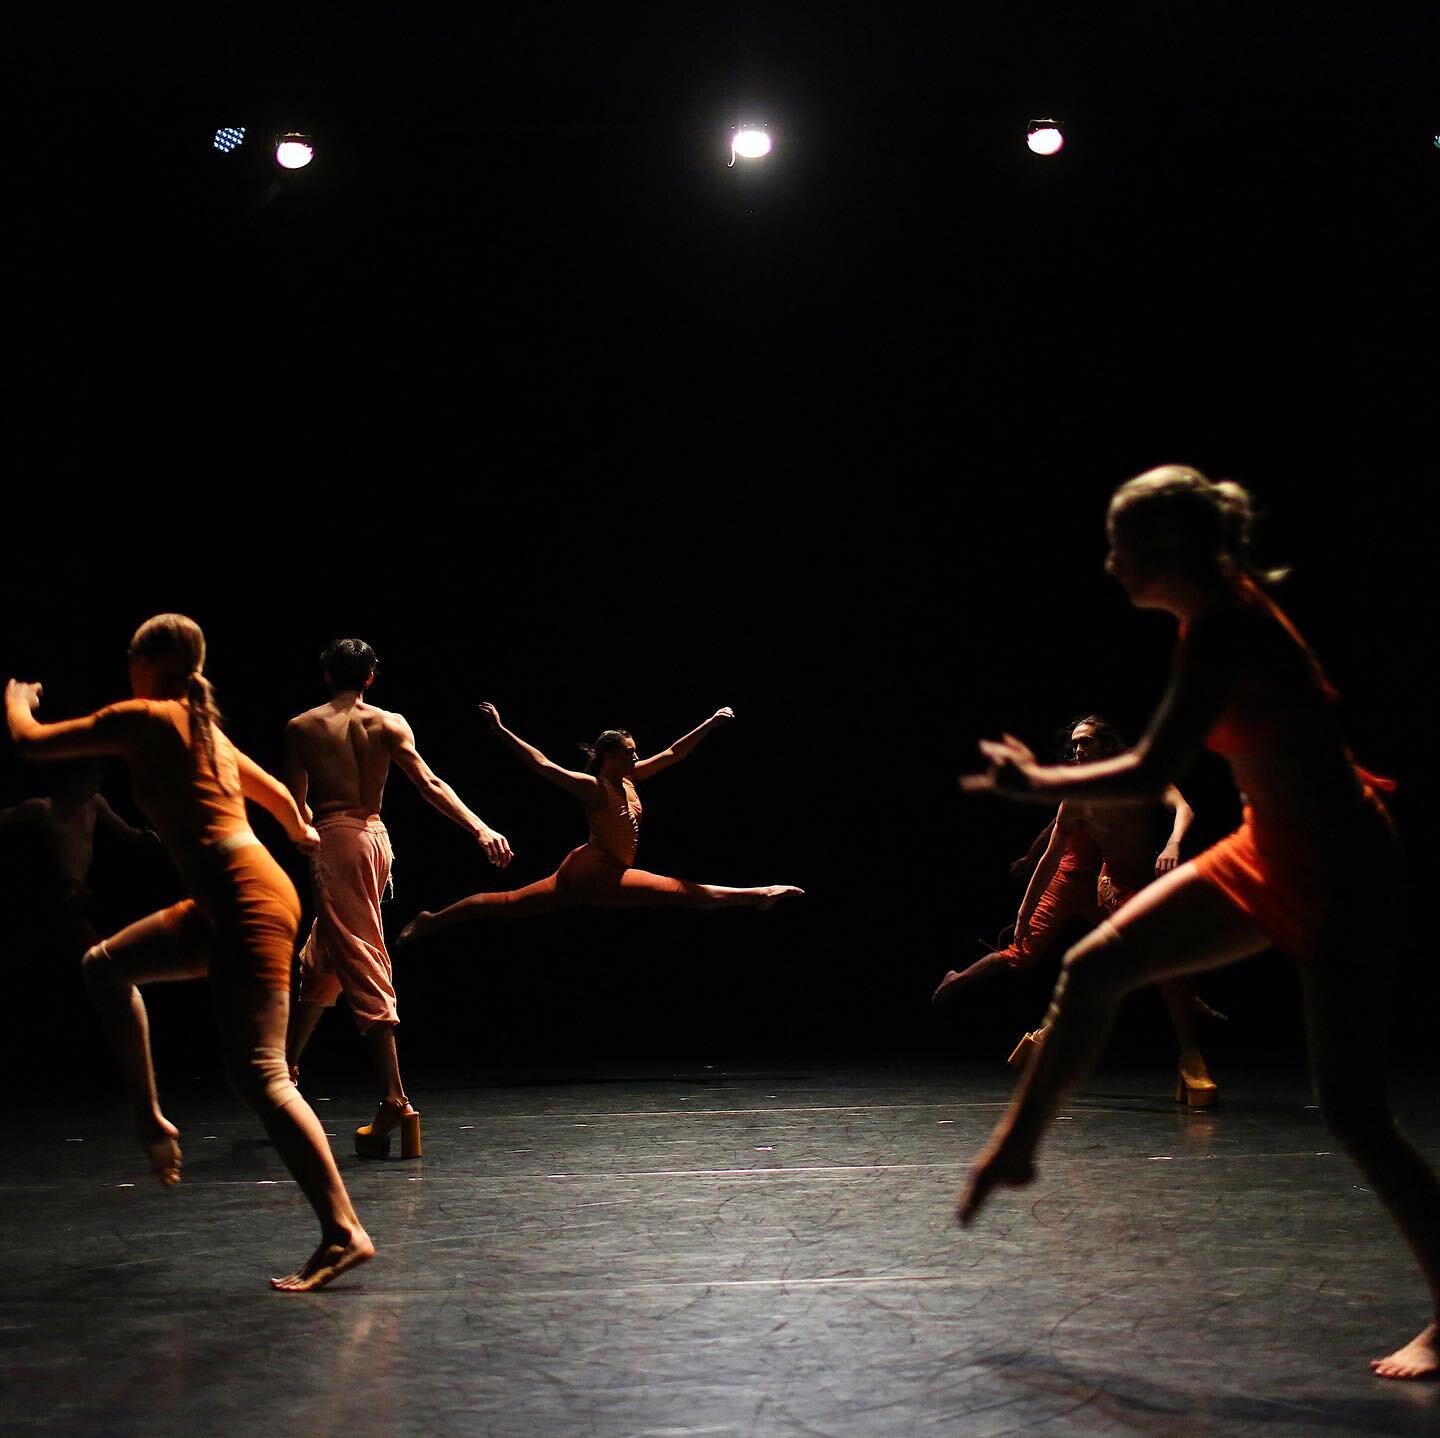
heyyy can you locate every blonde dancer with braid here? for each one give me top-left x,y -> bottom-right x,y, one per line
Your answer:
5,615 -> 372,1292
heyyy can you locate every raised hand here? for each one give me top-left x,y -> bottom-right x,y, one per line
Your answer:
476,702 -> 501,730
961,733 -> 1040,797
711,706 -> 735,724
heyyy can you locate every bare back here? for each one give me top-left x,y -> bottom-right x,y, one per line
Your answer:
286,697 -> 403,818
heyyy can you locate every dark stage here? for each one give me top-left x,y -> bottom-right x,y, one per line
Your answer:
4,1064 -> 1438,1437
6,5 -> 1440,1433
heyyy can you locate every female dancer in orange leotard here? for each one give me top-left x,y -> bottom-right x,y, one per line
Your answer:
5,615 -> 371,1292
957,466 -> 1439,1380
399,703 -> 801,941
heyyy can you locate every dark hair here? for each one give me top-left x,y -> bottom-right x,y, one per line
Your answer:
321,638 -> 378,694
1108,464 -> 1287,585
578,729 -> 633,774
128,613 -> 230,792
1060,713 -> 1126,763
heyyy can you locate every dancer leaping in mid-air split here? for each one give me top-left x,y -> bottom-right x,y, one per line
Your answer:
399,703 -> 801,941
956,465 -> 1439,1380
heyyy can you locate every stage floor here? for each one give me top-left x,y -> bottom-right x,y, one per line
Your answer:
4,1064 -> 1438,1436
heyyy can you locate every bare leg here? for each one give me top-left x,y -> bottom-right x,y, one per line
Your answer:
285,1001 -> 326,1082
210,970 -> 373,1292
1299,936 -> 1440,1379
399,873 -> 567,942
364,1022 -> 406,1107
958,865 -> 1269,1224
82,906 -> 211,1185
931,951 -> 1015,1003
606,869 -> 803,910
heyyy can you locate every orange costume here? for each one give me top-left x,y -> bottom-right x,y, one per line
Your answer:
92,700 -> 301,991
460,777 -> 701,914
296,815 -> 397,1031
1187,579 -> 1398,956
994,829 -> 1103,969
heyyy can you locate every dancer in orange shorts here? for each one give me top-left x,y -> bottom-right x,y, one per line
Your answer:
957,466 -> 1439,1380
5,614 -> 371,1293
399,703 -> 802,941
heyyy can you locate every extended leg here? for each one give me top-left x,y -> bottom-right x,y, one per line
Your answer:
958,865 -> 1269,1224
603,868 -> 802,910
1301,939 -> 1440,1379
398,873 -> 568,942
81,904 -> 211,1185
211,966 -> 373,1292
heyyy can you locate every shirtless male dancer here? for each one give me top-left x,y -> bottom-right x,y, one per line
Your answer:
283,639 -> 513,1158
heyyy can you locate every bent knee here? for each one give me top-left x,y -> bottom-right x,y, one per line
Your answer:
1059,920 -> 1135,995
81,942 -> 116,989
225,1046 -> 299,1112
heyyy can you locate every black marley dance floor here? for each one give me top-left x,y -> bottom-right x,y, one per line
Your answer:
4,1064 -> 1438,1437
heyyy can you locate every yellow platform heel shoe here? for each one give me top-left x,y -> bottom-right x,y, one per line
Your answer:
355,1097 -> 423,1159
1175,1055 -> 1219,1109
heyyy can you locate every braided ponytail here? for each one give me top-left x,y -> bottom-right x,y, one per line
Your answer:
185,669 -> 227,791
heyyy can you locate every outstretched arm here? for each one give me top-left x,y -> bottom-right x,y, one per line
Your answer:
633,707 -> 734,781
281,720 -> 314,825
477,702 -> 597,803
961,623 -> 1233,806
5,681 -> 127,762
1155,784 -> 1194,874
391,712 -> 514,867
1013,809 -> 1071,942
236,750 -> 320,853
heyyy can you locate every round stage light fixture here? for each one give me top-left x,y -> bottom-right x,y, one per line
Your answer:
729,127 -> 772,166
213,127 -> 246,154
275,133 -> 315,170
1026,120 -> 1065,156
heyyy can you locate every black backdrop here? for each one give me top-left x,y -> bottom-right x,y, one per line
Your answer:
7,5 -> 1435,1088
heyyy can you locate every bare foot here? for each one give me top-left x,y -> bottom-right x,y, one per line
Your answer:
396,912 -> 434,946
1371,1322 -> 1440,1380
269,1227 -> 375,1293
140,1117 -> 182,1187
757,886 -> 804,911
931,970 -> 965,1004
955,1135 -> 1036,1226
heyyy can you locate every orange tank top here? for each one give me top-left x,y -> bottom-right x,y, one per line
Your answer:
1182,579 -> 1393,792
92,699 -> 250,878
587,777 -> 641,866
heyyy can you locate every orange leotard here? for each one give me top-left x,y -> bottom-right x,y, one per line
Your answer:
993,827 -> 1103,969
1186,580 -> 1399,958
92,700 -> 300,987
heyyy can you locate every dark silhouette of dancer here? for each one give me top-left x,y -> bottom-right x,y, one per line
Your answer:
958,465 -> 1439,1380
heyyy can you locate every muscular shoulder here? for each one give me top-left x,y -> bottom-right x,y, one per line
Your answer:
377,708 -> 411,743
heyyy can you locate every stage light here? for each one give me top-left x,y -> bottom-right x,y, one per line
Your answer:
1026,120 -> 1065,156
213,127 -> 246,154
275,133 -> 315,170
729,127 -> 772,166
